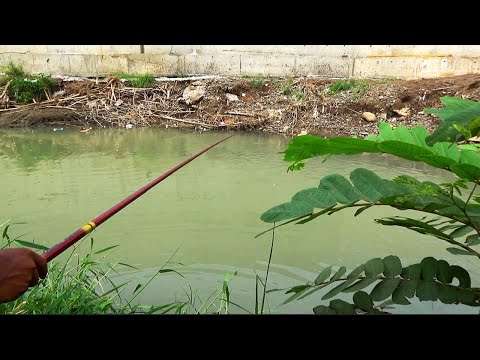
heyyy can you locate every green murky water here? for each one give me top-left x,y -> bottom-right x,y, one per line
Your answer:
0,128 -> 478,314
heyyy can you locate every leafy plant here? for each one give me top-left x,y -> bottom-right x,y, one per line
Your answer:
115,72 -> 156,88
2,62 -> 26,78
247,76 -> 266,88
292,91 -> 307,101
259,96 -> 480,314
326,79 -> 369,99
0,62 -> 57,103
279,255 -> 478,314
424,96 -> 480,145
280,77 -> 294,96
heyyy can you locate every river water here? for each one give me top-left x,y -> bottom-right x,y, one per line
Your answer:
0,128 -> 478,314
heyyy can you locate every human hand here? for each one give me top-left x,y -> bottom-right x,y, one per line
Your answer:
0,248 -> 48,303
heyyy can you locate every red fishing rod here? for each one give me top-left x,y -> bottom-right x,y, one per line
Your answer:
43,133 -> 236,263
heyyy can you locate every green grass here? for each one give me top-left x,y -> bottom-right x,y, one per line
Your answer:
326,79 -> 369,99
280,77 -> 294,96
0,62 -> 57,103
377,77 -> 399,84
0,214 -> 281,315
0,220 -> 186,314
115,72 -> 156,88
292,91 -> 307,101
247,76 -> 266,88
272,77 -> 307,101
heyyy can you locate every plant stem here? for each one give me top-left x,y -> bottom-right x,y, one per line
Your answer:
309,275 -> 480,297
261,222 -> 275,314
257,201 -> 472,238
460,182 -> 480,236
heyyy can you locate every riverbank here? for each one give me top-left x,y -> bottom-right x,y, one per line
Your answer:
1,74 -> 480,137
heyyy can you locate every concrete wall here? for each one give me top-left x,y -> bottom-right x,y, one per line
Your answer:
0,45 -> 479,79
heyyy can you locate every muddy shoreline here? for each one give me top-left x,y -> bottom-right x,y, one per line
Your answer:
2,74 -> 480,137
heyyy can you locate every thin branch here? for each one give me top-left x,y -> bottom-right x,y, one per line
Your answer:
226,111 -> 259,117
449,183 -> 480,251
465,182 -> 478,207
156,114 -> 214,128
256,201 -> 472,238
257,201 -> 480,259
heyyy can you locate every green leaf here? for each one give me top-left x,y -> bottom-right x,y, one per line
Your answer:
281,119 -> 480,181
2,224 -> 10,240
383,255 -> 402,277
456,289 -> 476,304
285,284 -> 311,294
313,305 -> 336,314
416,282 -> 439,301
378,141 -> 433,162
424,96 -> 477,120
392,280 -> 416,305
425,98 -> 480,145
446,247 -> 474,256
376,121 -> 396,141
288,162 -> 305,171
133,284 -> 142,294
364,258 -> 384,276
283,287 -> 312,305
343,278 -> 378,293
319,174 -> 361,204
329,299 -> 357,315
450,163 -> 480,181
291,188 -> 337,208
158,269 -> 185,278
260,201 -> 313,223
118,262 -> 141,270
330,266 -> 346,282
453,124 -> 472,140
13,239 -> 49,251
370,278 -> 402,302
436,260 -> 453,284
322,279 -> 356,300
437,284 -> 458,304
420,257 -> 438,281
375,217 -> 452,241
466,117 -> 480,130
283,135 -> 381,163
349,168 -> 392,202
354,205 -> 372,217
353,291 -> 374,311
347,264 -> 365,279
450,265 -> 471,288
296,284 -> 329,301
400,280 -> 418,298
465,234 -> 480,245
401,264 -> 421,279
94,245 -> 120,255
449,225 -> 475,238
314,266 -> 332,285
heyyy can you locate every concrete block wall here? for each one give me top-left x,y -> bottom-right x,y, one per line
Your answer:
0,45 -> 479,79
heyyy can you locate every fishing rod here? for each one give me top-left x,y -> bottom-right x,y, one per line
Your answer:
42,133 -> 236,263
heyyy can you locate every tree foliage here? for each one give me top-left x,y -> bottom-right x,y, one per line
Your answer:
260,96 -> 480,314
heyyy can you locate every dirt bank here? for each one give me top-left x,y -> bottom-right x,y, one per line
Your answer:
2,74 -> 480,137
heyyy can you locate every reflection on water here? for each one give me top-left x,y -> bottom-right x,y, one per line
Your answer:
0,127 -> 477,314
